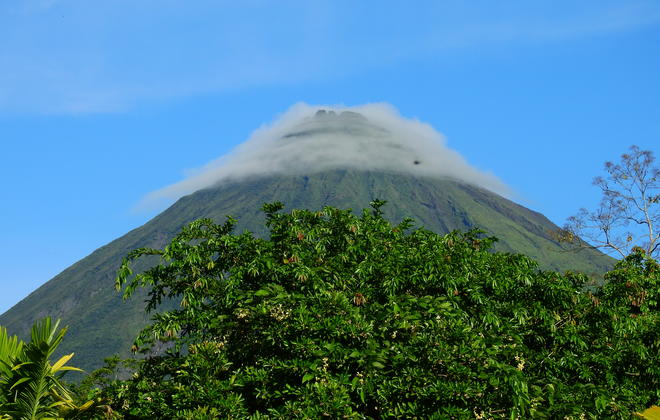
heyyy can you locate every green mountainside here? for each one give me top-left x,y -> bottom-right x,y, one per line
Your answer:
0,170 -> 614,373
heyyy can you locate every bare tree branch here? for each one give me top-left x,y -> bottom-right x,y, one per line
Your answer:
560,145 -> 659,259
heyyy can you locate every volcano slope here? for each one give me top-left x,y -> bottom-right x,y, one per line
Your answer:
0,170 -> 614,373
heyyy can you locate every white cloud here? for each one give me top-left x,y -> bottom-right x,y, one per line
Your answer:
139,103 -> 511,209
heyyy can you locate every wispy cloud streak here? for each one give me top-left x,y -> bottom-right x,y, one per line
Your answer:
1,0 -> 659,114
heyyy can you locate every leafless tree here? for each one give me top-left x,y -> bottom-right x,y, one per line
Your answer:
559,145 -> 659,259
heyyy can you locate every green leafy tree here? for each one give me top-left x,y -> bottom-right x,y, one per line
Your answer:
0,318 -> 95,419
67,355 -> 138,420
104,202 -> 658,418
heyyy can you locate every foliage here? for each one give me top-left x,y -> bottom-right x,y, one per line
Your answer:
561,145 -> 659,259
67,355 -> 139,420
101,202 -> 659,418
0,317 -> 96,419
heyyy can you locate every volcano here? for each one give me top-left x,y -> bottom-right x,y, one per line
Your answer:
0,106 -> 614,372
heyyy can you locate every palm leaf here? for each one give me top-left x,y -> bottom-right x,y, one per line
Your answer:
636,406 -> 660,420
8,376 -> 30,391
0,326 -> 23,378
50,354 -> 82,375
1,317 -> 83,419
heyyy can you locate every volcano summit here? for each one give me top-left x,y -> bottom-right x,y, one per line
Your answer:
142,103 -> 510,208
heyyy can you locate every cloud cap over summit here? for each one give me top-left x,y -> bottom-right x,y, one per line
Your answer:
142,103 -> 511,208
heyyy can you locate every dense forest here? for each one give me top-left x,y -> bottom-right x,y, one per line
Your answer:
1,200 -> 658,419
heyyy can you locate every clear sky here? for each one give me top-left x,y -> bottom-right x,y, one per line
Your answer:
1,0 -> 659,314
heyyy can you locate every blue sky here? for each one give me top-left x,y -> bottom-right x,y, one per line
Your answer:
1,0 -> 659,313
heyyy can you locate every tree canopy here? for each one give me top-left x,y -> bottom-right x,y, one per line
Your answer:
86,201 -> 660,419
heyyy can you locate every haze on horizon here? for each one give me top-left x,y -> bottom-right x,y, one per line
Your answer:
141,103 -> 512,209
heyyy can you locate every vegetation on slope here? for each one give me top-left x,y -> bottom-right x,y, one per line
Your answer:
57,202 -> 657,419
